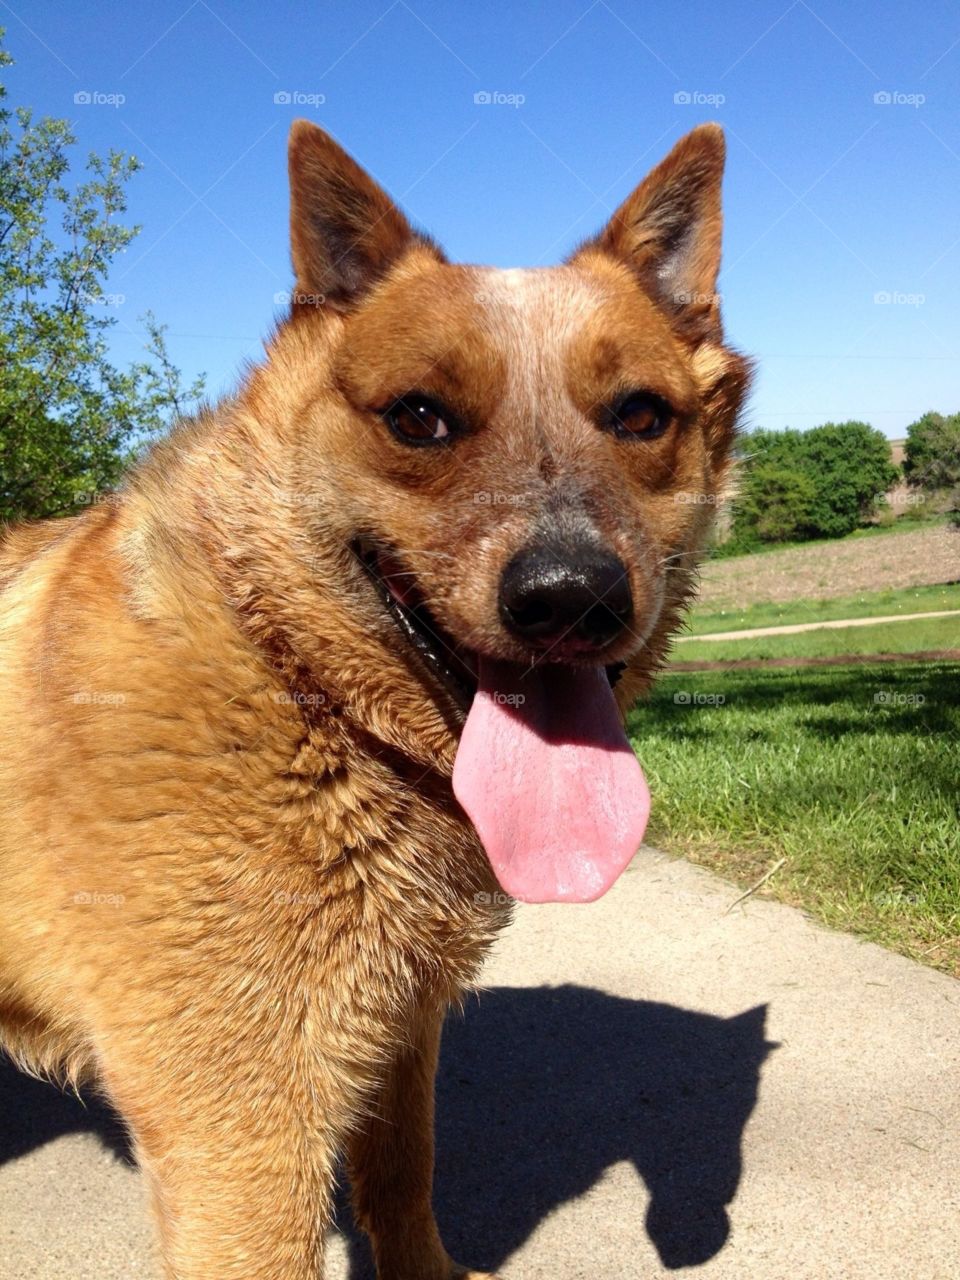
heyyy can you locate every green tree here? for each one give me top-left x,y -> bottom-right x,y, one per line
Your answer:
903,411 -> 960,491
0,30 -> 204,524
799,421 -> 898,538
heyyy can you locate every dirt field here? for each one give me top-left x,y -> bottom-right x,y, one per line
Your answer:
698,526 -> 960,611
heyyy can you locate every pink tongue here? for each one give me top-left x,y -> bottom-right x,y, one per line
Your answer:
453,658 -> 650,904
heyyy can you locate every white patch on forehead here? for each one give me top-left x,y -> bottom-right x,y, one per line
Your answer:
472,267 -> 604,402
474,267 -> 600,327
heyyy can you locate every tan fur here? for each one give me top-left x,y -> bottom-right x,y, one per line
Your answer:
0,121 -> 749,1279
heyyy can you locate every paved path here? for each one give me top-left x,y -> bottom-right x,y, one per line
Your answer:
676,608 -> 960,643
2,846 -> 959,1279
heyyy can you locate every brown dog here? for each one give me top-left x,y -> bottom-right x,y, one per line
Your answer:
0,122 -> 749,1278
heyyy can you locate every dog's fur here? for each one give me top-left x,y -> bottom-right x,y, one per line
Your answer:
0,122 -> 749,1278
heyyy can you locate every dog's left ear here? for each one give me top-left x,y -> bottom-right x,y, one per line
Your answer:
575,123 -> 727,342
288,120 -> 442,311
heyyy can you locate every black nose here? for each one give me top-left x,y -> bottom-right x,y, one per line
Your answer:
499,542 -> 633,651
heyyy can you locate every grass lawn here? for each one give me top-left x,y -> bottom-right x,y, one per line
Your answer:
686,582 -> 960,637
673,613 -> 960,664
628,661 -> 960,975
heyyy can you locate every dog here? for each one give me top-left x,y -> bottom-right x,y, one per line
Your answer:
0,121 -> 749,1278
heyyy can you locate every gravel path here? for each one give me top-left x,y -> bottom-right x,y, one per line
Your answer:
675,607 -> 960,643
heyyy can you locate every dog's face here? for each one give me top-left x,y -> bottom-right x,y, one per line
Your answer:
270,122 -> 750,902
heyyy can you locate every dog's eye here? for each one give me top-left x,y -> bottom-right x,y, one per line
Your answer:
383,396 -> 452,445
606,392 -> 672,440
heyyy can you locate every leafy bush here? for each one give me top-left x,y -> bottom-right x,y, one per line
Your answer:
730,422 -> 897,546
736,462 -> 817,543
903,411 -> 960,492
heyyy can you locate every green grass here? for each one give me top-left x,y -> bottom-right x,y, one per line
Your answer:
628,662 -> 960,973
687,582 -> 960,637
673,614 -> 960,664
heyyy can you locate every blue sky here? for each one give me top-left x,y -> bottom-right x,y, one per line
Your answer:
5,0 -> 959,437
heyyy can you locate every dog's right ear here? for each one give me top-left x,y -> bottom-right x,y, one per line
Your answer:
288,121 -> 440,311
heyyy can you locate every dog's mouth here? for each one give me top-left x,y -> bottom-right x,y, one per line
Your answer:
352,536 -> 649,906
354,539 -> 480,711
354,538 -> 626,713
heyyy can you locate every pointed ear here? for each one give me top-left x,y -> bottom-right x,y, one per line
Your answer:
287,121 -> 442,311
575,124 -> 727,342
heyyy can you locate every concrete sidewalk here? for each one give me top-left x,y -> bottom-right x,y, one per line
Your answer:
2,846 -> 958,1279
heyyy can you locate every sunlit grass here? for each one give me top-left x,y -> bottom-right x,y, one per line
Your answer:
628,661 -> 960,974
686,582 -> 960,637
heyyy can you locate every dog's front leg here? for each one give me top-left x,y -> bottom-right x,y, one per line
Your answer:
104,1057 -> 339,1280
346,1003 -> 497,1280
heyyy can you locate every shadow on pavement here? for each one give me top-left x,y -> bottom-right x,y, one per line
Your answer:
0,1055 -> 133,1166
338,985 -> 775,1275
1,984 -> 775,1274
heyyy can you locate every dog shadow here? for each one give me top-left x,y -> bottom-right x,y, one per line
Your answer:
0,985 -> 774,1274
338,985 -> 774,1275
0,1053 -> 134,1165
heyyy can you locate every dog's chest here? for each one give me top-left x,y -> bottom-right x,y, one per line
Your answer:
263,725 -> 508,997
